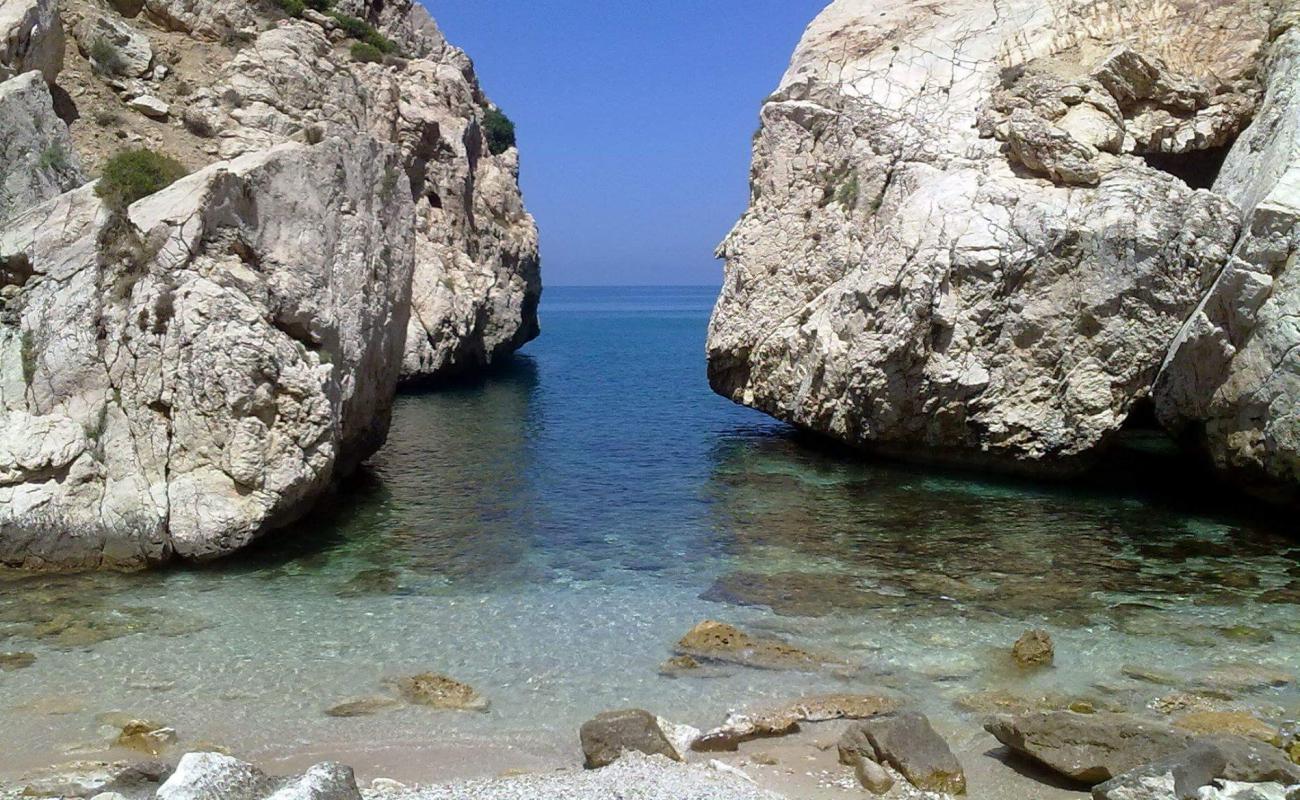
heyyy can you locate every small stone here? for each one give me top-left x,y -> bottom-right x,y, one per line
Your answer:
90,794 -> 130,800
126,95 -> 169,119
115,720 -> 177,755
1012,629 -> 1055,668
0,651 -> 36,670
658,655 -> 700,675
369,778 -> 407,793
751,752 -> 778,766
854,756 -> 895,795
579,709 -> 680,769
386,673 -> 488,712
1123,664 -> 1184,687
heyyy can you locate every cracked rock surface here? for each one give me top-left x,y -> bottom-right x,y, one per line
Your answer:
0,138 -> 415,567
709,0 -> 1292,478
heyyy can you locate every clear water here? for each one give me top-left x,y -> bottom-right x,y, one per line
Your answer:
1,286 -> 1298,779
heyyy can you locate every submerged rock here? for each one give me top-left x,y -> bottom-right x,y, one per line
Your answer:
0,650 -> 35,669
1175,713 -> 1280,744
1012,629 -> 1055,668
838,712 -> 966,794
674,620 -> 838,671
324,696 -> 402,718
115,719 -> 177,755
579,709 -> 681,769
387,673 -> 488,711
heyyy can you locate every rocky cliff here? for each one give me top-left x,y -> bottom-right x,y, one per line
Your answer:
710,0 -> 1299,489
0,0 -> 538,566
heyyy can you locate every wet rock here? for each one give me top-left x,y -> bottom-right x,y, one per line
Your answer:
1175,713 -> 1280,744
265,763 -> 361,800
1197,736 -> 1300,784
156,752 -> 268,800
0,650 -> 35,669
115,719 -> 177,755
700,570 -> 895,616
854,756 -> 895,795
336,568 -> 400,598
839,712 -> 966,794
1012,629 -> 1055,668
1123,665 -> 1184,687
695,694 -> 899,752
658,655 -> 701,676
580,709 -> 681,769
324,696 -> 402,718
1197,666 -> 1296,697
387,673 -> 488,712
1151,693 -> 1228,716
985,712 -> 1192,783
22,760 -> 169,798
674,620 -> 837,671
1092,741 -> 1227,800
954,689 -> 1071,716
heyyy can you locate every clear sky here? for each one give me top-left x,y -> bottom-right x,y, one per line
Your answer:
425,1 -> 828,286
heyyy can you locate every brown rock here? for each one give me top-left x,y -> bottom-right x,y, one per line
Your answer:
115,721 -> 177,755
984,711 -> 1191,783
658,655 -> 700,676
579,709 -> 680,769
325,695 -> 402,718
387,673 -> 488,711
693,693 -> 899,752
675,620 -> 836,671
1174,711 -> 1279,743
1012,629 -> 1054,668
839,712 -> 966,794
0,651 -> 36,670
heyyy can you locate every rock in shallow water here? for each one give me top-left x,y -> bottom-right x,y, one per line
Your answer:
1012,629 -> 1055,668
387,673 -> 488,711
674,620 -> 838,671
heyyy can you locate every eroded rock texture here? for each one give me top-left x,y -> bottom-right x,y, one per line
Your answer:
0,139 -> 414,567
170,3 -> 540,382
709,0 -> 1288,476
0,71 -> 85,225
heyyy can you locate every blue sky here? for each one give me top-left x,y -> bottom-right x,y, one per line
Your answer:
425,1 -> 828,286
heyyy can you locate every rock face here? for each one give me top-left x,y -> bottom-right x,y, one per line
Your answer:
177,14 -> 540,383
0,71 -> 84,225
1153,18 -> 1300,502
0,0 -> 63,83
708,0 -> 1296,480
0,138 -> 414,567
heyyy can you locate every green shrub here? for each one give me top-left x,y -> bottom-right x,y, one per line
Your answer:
304,0 -> 332,10
272,0 -> 305,17
328,12 -> 395,53
37,143 -> 69,172
350,41 -> 383,63
89,37 -> 127,76
95,148 -> 188,210
483,108 -> 516,155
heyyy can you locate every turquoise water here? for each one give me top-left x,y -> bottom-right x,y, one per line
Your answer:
1,286 -> 1298,779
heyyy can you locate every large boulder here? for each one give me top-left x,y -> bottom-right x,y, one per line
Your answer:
838,712 -> 966,794
580,709 -> 682,769
0,137 -> 415,567
985,712 -> 1192,783
707,0 -> 1267,475
180,20 -> 540,384
156,753 -> 268,800
0,71 -> 84,225
0,0 -> 63,83
1153,21 -> 1300,503
72,10 -> 153,78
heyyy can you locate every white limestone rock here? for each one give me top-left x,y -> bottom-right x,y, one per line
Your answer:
0,0 -> 63,83
265,763 -> 362,800
183,20 -> 539,383
707,0 -> 1266,474
1154,21 -> 1300,502
156,753 -> 268,800
0,137 -> 415,567
0,71 -> 85,226
74,10 -> 152,77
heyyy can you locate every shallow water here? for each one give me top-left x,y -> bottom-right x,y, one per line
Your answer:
1,286 -> 1298,780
